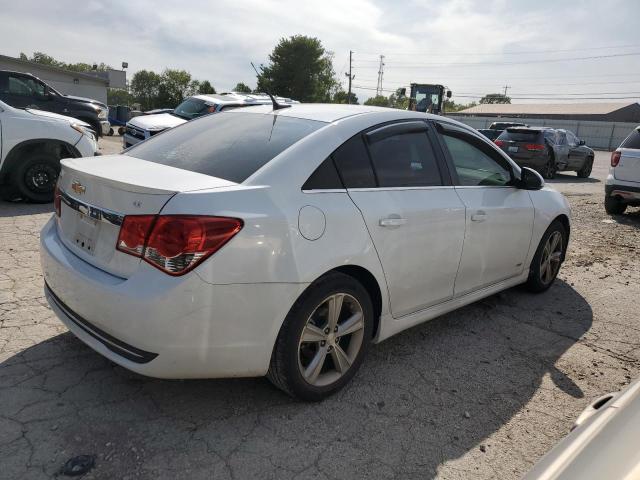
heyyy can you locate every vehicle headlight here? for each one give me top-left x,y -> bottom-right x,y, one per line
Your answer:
71,123 -> 96,139
96,107 -> 108,119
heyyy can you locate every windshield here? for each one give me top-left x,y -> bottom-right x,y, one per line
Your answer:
173,98 -> 216,120
125,112 -> 325,183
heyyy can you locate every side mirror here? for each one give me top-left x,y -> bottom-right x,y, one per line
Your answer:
518,167 -> 544,190
446,90 -> 452,98
579,139 -> 585,145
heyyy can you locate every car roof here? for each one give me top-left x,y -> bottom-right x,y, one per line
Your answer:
226,103 -> 442,123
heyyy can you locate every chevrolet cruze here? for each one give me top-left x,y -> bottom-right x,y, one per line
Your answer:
40,104 -> 570,401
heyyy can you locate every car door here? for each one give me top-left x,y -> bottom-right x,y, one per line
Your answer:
334,121 -> 466,318
554,130 -> 570,170
434,122 -> 534,296
566,130 -> 587,169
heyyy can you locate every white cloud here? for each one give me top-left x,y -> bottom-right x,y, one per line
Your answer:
2,0 -> 639,104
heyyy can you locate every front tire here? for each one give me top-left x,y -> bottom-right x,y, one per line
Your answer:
605,195 -> 627,215
10,153 -> 60,203
267,272 -> 374,401
525,220 -> 566,293
577,157 -> 593,178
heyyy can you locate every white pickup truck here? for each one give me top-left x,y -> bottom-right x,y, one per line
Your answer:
606,126 -> 640,214
0,99 -> 97,202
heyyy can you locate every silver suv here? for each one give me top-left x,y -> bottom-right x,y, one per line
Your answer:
606,126 -> 640,214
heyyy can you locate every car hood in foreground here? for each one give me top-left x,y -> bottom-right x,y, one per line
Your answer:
127,113 -> 187,131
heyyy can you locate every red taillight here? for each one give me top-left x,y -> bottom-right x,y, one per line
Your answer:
525,143 -> 545,151
611,150 -> 621,167
116,215 -> 243,275
54,185 -> 61,217
494,140 -> 505,147
116,215 -> 156,257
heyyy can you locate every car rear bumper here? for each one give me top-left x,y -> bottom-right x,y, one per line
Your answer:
100,120 -> 110,136
40,216 -> 306,379
122,133 -> 143,149
605,183 -> 640,202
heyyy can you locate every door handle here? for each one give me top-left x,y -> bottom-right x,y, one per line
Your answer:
379,217 -> 407,227
471,211 -> 487,222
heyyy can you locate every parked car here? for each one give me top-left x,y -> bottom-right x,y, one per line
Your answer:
41,104 -> 570,401
123,92 -> 298,148
489,121 -> 527,130
495,127 -> 594,179
0,99 -> 97,202
605,126 -> 640,214
477,128 -> 502,141
525,377 -> 640,479
0,70 -> 109,137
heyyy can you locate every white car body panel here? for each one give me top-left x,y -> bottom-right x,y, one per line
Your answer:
0,100 -> 96,168
613,147 -> 640,184
127,112 -> 186,131
40,104 -> 571,379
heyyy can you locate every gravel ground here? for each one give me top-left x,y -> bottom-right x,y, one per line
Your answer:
1,143 -> 639,479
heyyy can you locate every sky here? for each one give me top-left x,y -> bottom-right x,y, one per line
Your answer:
2,0 -> 640,104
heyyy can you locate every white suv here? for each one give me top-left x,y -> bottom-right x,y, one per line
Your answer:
123,93 -> 297,148
606,126 -> 640,214
0,99 -> 97,202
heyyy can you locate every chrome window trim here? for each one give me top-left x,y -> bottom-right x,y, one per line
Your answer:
345,185 -> 456,193
59,190 -> 125,226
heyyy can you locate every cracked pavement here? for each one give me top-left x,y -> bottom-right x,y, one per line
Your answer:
1,144 -> 639,479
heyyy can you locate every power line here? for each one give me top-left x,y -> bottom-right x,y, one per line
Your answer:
353,43 -> 640,57
352,52 -> 640,68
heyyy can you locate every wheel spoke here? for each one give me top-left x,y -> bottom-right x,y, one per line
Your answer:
304,349 -> 327,383
331,344 -> 351,373
540,259 -> 548,276
337,312 -> 364,337
301,324 -> 327,343
327,294 -> 344,331
550,252 -> 562,263
550,233 -> 561,252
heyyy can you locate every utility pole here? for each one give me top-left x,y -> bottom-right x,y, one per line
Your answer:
376,55 -> 385,97
503,85 -> 510,97
345,50 -> 354,104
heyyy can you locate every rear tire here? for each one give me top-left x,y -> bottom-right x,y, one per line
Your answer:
10,153 -> 60,203
267,272 -> 374,401
605,195 -> 627,215
525,220 -> 566,293
541,154 -> 557,179
577,157 -> 593,178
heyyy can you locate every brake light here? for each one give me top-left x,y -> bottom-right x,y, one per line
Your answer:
54,185 -> 62,217
525,143 -> 545,151
611,150 -> 621,167
494,140 -> 505,147
116,215 -> 156,257
116,215 -> 243,275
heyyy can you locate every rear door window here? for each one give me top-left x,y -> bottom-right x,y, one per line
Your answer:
621,129 -> 640,149
332,135 -> 377,188
366,122 -> 443,188
126,112 -> 325,183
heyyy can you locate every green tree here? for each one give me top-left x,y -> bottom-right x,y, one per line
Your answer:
107,88 -> 134,106
19,51 -> 111,72
257,35 -> 338,102
332,89 -> 358,104
479,93 -> 511,104
388,89 -> 408,109
233,82 -> 252,93
198,80 -> 216,94
363,95 -> 390,107
130,70 -> 162,110
157,69 -> 193,107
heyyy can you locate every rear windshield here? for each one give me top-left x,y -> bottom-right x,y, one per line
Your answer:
173,98 -> 216,120
497,129 -> 543,142
490,122 -> 525,130
125,112 -> 325,183
620,129 -> 640,149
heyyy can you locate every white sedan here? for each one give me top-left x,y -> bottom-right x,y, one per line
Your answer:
40,104 -> 570,401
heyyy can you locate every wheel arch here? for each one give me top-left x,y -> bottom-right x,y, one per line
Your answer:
553,213 -> 570,261
0,139 -> 80,181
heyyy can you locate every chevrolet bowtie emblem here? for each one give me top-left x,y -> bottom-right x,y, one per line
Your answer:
71,181 -> 86,195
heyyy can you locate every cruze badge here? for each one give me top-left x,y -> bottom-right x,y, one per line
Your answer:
71,181 -> 86,195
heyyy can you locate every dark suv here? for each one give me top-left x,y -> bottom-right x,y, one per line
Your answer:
495,127 -> 594,179
0,70 -> 109,137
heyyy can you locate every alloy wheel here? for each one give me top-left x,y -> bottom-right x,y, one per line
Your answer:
25,163 -> 57,194
540,231 -> 563,285
297,293 -> 365,387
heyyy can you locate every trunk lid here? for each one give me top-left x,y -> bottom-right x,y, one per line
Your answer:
56,155 -> 237,278
614,148 -> 640,183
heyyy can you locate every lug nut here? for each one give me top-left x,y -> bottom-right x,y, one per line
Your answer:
327,346 -> 333,352
334,326 -> 339,332
320,341 -> 326,346
324,327 -> 330,334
